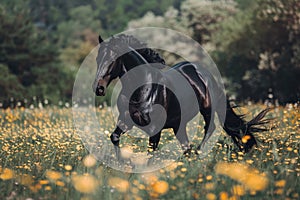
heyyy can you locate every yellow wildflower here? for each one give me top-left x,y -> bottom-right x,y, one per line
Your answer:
64,165 -> 72,171
275,180 -> 286,187
206,193 -> 216,200
46,170 -> 62,181
0,168 -> 14,180
108,177 -> 129,192
83,155 -> 97,167
215,162 -> 268,191
219,191 -> 229,200
151,180 -> 169,195
72,174 -> 99,193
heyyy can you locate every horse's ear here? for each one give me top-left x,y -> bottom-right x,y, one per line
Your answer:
98,35 -> 104,43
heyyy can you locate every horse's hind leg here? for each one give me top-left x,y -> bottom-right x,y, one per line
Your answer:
173,125 -> 192,154
197,107 -> 216,152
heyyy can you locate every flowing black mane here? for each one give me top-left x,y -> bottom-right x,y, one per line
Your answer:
105,34 -> 165,65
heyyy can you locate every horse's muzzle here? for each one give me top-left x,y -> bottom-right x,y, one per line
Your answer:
95,85 -> 105,96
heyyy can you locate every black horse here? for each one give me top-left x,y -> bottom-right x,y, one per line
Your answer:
93,34 -> 270,154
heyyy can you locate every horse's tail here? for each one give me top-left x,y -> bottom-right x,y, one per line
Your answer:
222,101 -> 271,152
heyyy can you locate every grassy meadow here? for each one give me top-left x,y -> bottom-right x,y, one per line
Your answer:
0,103 -> 299,199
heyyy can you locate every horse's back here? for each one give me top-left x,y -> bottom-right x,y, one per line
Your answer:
168,61 -> 211,84
165,61 -> 220,110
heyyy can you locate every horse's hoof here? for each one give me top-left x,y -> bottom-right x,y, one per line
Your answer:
183,150 -> 191,157
195,150 -> 201,155
110,133 -> 120,146
183,144 -> 194,156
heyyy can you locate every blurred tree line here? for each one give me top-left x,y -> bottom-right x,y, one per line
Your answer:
0,0 -> 299,107
129,0 -> 300,103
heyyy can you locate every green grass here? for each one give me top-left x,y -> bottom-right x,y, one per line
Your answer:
0,104 -> 299,199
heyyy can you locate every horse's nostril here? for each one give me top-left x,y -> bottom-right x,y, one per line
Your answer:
96,85 -> 105,96
98,86 -> 105,92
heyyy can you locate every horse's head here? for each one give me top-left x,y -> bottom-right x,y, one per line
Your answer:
93,35 -> 124,96
93,34 -> 166,96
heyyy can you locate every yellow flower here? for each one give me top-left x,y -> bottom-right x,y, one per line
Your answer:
83,155 -> 97,167
231,185 -> 245,196
72,174 -> 99,193
64,165 -> 72,171
56,180 -> 65,187
215,162 -> 268,191
108,177 -> 129,192
142,173 -> 158,185
242,135 -> 251,143
46,170 -> 62,181
151,180 -> 169,195
228,195 -> 239,200
80,196 -> 93,200
131,152 -> 149,165
181,167 -> 187,172
29,183 -> 42,193
44,186 -> 52,191
287,147 -> 293,151
206,193 -> 216,200
274,188 -> 284,195
275,180 -> 286,187
17,174 -> 34,186
39,180 -> 49,185
246,159 -> 254,164
0,168 -> 14,180
205,183 -> 215,190
206,175 -> 213,181
219,192 -> 229,200
120,146 -> 133,159
165,162 -> 178,171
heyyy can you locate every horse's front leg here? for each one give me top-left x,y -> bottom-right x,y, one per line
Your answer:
110,114 -> 132,161
110,120 -> 130,146
111,94 -> 132,159
148,131 -> 162,152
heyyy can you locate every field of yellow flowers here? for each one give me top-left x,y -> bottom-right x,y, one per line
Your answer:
0,103 -> 299,199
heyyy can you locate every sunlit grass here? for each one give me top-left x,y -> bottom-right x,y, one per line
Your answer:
0,103 -> 299,199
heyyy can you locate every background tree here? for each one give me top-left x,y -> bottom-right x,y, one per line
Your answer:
211,0 -> 300,103
0,1 -> 73,106
129,0 -> 300,103
0,0 -> 181,107
128,0 -> 236,63
0,0 -> 299,107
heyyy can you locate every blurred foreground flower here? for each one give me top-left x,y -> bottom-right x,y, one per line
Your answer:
275,180 -> 286,188
64,165 -> 72,171
120,146 -> 134,159
16,174 -> 34,186
0,168 -> 15,180
151,180 -> 169,195
72,174 -> 100,193
108,177 -> 129,192
83,154 -> 97,167
45,170 -> 62,181
215,162 -> 268,191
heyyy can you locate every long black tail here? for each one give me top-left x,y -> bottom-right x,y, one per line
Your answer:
223,101 -> 272,152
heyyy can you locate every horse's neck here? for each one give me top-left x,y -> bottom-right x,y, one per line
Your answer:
120,50 -> 162,104
122,51 -> 148,70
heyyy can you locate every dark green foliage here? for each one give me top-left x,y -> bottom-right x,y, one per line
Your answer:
0,0 -> 299,106
211,0 -> 300,103
0,0 -> 181,107
0,1 -> 73,107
